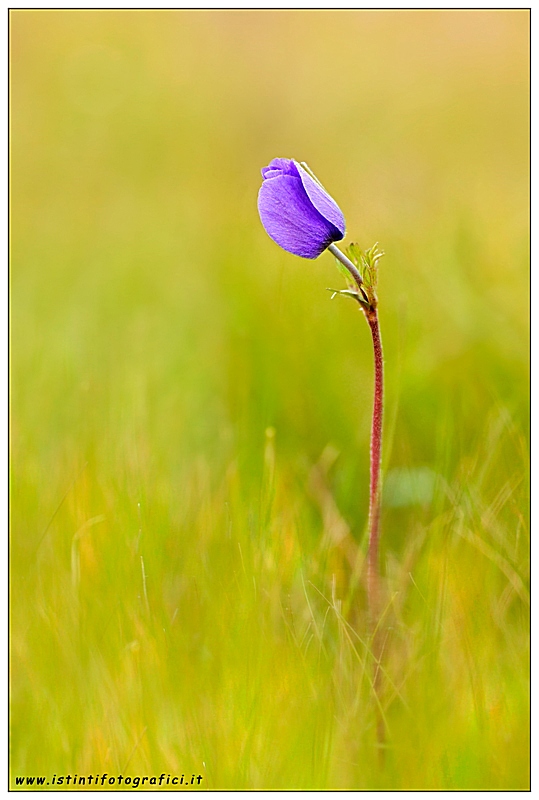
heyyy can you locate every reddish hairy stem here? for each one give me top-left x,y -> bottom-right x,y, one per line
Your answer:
365,307 -> 384,618
328,245 -> 385,750
365,306 -> 385,755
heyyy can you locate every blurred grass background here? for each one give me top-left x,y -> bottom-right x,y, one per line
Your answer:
10,9 -> 529,790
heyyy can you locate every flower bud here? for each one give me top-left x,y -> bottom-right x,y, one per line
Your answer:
258,158 -> 346,259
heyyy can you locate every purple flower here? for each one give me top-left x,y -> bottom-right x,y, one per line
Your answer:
257,158 -> 346,259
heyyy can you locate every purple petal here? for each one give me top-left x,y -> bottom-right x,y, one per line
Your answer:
258,173 -> 343,259
261,158 -> 299,179
295,161 -> 346,236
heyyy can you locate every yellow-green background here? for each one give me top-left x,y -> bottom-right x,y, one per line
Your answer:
11,10 -> 529,790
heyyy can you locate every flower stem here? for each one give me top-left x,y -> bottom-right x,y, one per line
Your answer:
365,305 -> 385,757
327,241 -> 385,751
327,243 -> 364,291
365,307 -> 383,622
